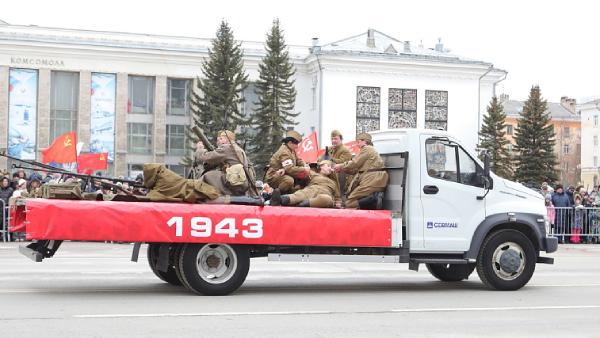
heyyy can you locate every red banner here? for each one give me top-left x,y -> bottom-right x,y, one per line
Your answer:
42,131 -> 77,164
316,141 -> 361,161
22,199 -> 392,247
77,152 -> 108,174
295,131 -> 319,163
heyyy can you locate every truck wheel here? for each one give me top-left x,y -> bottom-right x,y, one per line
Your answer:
476,229 -> 537,290
426,263 -> 476,282
147,243 -> 182,286
178,243 -> 250,296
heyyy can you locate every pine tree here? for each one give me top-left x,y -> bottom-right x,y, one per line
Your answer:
248,19 -> 298,176
182,20 -> 249,167
513,86 -> 558,185
477,97 -> 512,179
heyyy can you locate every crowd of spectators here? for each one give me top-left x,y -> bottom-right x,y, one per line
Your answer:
540,182 -> 600,244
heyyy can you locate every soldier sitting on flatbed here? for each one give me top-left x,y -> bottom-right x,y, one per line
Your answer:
195,130 -> 254,196
270,160 -> 340,208
265,130 -> 310,194
334,132 -> 388,209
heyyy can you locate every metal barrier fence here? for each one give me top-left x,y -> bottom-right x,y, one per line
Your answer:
550,206 -> 600,244
1,199 -> 11,242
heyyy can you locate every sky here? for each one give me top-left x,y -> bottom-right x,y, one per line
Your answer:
2,0 -> 598,103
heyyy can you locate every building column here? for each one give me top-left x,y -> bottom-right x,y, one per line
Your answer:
78,71 -> 92,151
0,66 -> 8,171
154,76 -> 167,163
37,69 -> 51,160
114,73 -> 128,176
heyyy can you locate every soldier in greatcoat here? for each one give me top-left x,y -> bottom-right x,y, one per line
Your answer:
334,132 -> 388,209
265,130 -> 310,194
270,160 -> 340,208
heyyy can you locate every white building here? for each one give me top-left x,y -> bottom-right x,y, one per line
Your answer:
579,99 -> 600,187
0,21 -> 506,177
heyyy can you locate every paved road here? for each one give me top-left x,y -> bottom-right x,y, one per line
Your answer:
0,242 -> 599,337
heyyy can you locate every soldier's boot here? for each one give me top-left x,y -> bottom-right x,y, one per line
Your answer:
270,189 -> 282,206
280,195 -> 290,206
358,191 -> 384,210
297,200 -> 310,207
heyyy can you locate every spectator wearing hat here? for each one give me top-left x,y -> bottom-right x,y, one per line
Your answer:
334,132 -> 389,209
551,184 -> 572,243
265,130 -> 310,194
11,179 -> 28,198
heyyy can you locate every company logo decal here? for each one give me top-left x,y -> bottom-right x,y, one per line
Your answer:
427,221 -> 458,229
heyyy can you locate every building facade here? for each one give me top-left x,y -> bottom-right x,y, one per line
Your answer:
579,99 -> 600,188
0,22 -> 506,177
502,96 -> 581,186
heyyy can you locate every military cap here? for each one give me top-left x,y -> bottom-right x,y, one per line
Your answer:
218,130 -> 236,141
285,130 -> 302,143
356,132 -> 372,141
331,130 -> 343,139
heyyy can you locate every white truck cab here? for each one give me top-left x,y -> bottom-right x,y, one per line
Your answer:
374,128 -> 557,290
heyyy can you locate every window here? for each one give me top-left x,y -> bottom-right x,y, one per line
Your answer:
563,144 -> 570,155
594,156 -> 598,168
50,71 -> 79,141
563,126 -> 570,138
167,78 -> 190,115
506,125 -> 513,135
388,88 -> 417,128
166,124 -> 186,155
594,136 -> 598,147
128,76 -> 154,114
425,138 -> 483,187
127,123 -> 153,153
167,164 -> 186,177
595,115 -> 599,128
356,86 -> 380,133
425,90 -> 448,130
507,144 -> 513,154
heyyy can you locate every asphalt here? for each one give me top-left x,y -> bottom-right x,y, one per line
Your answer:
0,242 -> 599,337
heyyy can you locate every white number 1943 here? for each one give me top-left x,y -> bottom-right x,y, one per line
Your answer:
167,216 -> 263,239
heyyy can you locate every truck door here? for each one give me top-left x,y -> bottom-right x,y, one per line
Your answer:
420,136 -> 486,251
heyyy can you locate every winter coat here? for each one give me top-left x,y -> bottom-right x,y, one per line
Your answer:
551,191 -> 572,208
0,186 -> 14,206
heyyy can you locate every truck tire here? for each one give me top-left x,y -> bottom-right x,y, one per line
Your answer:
476,229 -> 537,291
426,263 -> 476,282
147,243 -> 182,286
178,243 -> 250,296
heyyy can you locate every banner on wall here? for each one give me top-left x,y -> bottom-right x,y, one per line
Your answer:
8,68 -> 38,160
90,73 -> 116,163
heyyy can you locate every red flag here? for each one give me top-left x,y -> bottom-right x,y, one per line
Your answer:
295,131 -> 319,163
77,152 -> 108,174
42,131 -> 77,164
344,141 -> 361,156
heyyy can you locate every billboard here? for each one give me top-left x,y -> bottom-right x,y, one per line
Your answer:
90,73 -> 116,162
8,68 -> 38,159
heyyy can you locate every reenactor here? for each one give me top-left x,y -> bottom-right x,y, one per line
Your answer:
265,130 -> 310,194
321,130 -> 352,164
195,130 -> 254,196
334,132 -> 388,209
270,160 -> 340,208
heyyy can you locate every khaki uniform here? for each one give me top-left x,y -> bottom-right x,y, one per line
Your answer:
341,145 -> 388,208
143,164 -> 219,202
195,143 -> 253,196
326,144 -> 352,164
266,144 -> 307,193
287,172 -> 341,208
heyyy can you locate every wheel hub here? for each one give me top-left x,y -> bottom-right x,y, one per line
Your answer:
498,249 -> 521,274
195,244 -> 237,284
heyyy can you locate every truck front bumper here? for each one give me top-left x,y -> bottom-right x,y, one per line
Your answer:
543,236 -> 558,253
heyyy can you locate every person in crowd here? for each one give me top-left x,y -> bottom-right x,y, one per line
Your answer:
551,184 -> 572,243
572,195 -> 584,244
27,177 -> 42,195
11,179 -> 28,198
541,182 -> 554,197
0,177 -> 14,230
566,185 -> 575,206
545,196 -> 555,236
10,172 -> 20,189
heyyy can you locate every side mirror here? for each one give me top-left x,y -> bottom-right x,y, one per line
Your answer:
483,152 -> 491,178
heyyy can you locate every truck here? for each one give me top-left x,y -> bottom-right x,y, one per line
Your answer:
10,128 -> 558,295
